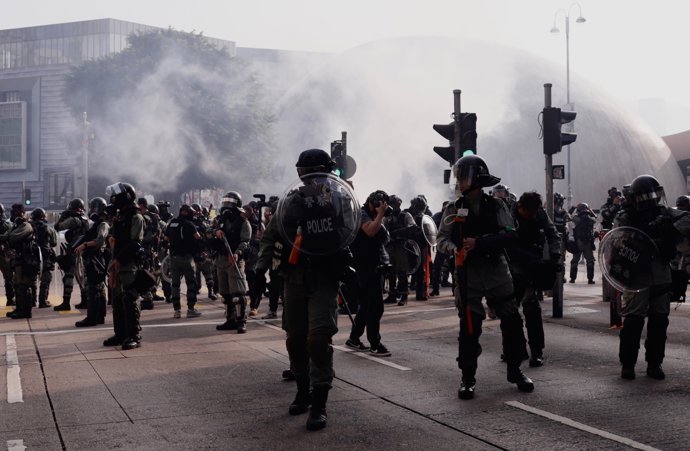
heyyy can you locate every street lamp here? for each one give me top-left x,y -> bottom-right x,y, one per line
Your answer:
550,3 -> 586,208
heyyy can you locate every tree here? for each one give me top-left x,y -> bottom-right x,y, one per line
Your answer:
63,28 -> 275,200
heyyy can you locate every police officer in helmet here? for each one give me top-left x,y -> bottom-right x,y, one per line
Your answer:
256,148 -> 351,430
104,182 -> 145,350
0,202 -> 15,307
54,198 -> 90,311
29,208 -> 57,308
437,154 -> 534,399
615,175 -> 690,380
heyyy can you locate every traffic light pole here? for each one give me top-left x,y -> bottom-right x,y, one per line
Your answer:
341,130 -> 347,156
453,90 -> 461,163
544,83 -> 564,318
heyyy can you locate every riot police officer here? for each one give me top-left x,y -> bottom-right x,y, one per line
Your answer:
213,192 -> 251,333
166,204 -> 202,318
256,149 -> 356,430
408,196 -> 430,300
0,203 -> 15,307
54,198 -> 90,311
553,193 -> 570,254
615,175 -> 690,380
508,192 -> 561,367
492,184 -> 516,211
383,195 -> 415,305
30,208 -> 57,308
104,182 -> 145,350
437,155 -> 533,400
3,204 -> 40,319
599,187 -> 622,230
157,201 -> 173,222
191,204 -> 217,300
569,203 -> 597,284
73,198 -> 110,327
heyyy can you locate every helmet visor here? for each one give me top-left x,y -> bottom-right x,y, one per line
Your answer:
634,186 -> 666,210
105,183 -> 125,198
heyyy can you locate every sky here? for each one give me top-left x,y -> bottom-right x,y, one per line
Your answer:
4,0 -> 690,134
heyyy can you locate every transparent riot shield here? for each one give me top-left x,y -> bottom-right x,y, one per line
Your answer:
160,254 -> 172,283
277,173 -> 360,257
421,214 -> 438,247
403,239 -> 422,275
598,226 -> 659,293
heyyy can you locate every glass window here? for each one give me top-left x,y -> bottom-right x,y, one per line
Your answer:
45,171 -> 74,209
0,101 -> 27,170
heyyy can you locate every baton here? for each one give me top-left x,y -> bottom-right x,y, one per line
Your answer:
338,285 -> 355,326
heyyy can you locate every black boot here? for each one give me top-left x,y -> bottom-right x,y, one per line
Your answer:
619,315 -> 644,379
216,298 -> 238,331
458,371 -> 476,400
289,377 -> 312,415
586,263 -> 595,284
383,290 -> 397,304
306,386 -> 329,431
645,314 -> 669,377
397,293 -> 408,306
646,365 -> 665,380
507,366 -> 534,392
103,335 -> 123,347
53,300 -> 71,311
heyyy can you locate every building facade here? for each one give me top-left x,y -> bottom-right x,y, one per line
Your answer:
0,19 -> 235,209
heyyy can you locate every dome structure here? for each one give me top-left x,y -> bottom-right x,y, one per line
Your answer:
274,37 -> 685,209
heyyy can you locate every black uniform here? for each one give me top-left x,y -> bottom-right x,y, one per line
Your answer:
615,177 -> 690,380
54,209 -> 89,310
76,219 -> 109,326
569,206 -> 596,284
32,218 -> 58,308
3,215 -> 40,319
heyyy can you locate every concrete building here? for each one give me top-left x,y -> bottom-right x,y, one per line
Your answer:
0,19 -> 235,209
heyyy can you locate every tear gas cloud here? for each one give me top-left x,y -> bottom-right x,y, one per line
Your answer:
272,36 -> 684,211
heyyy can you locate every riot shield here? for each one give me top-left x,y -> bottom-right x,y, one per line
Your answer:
403,239 -> 422,275
598,226 -> 659,293
421,215 -> 438,247
160,254 -> 172,283
74,255 -> 86,290
277,173 -> 360,257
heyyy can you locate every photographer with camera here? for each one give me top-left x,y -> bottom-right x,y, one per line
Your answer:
345,190 -> 393,357
53,198 -> 90,311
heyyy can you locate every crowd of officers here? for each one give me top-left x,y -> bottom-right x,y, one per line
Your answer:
1,149 -> 688,431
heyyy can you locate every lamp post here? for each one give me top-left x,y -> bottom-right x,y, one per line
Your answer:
551,3 -> 586,209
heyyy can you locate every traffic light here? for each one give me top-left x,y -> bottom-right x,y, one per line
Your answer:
23,188 -> 31,206
543,107 -> 577,155
330,140 -> 357,179
432,122 -> 455,164
458,113 -> 477,155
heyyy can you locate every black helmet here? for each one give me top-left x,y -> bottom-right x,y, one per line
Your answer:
295,149 -> 335,178
10,203 -> 25,221
492,184 -> 510,199
137,197 -> 148,207
0,202 -> 4,217
147,204 -> 160,215
105,182 -> 136,210
608,187 -> 621,198
410,195 -> 427,215
157,200 -> 170,209
221,191 -> 242,212
389,195 -> 402,209
191,203 -> 202,214
576,202 -> 590,213
554,192 -> 565,206
453,155 -> 500,194
30,208 -> 46,221
630,175 -> 665,210
179,204 -> 194,217
676,195 -> 690,211
68,198 -> 85,212
201,206 -> 209,217
88,197 -> 107,220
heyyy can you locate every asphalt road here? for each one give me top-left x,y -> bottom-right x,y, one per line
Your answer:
2,264 -> 690,450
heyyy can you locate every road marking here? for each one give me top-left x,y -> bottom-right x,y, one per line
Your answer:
333,345 -> 411,371
256,322 -> 411,371
563,307 -> 598,315
6,335 -> 23,403
385,307 -> 456,316
7,440 -> 26,451
506,401 -> 660,451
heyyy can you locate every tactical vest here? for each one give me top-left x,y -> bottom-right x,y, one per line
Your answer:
33,221 -> 52,250
219,215 -> 245,254
167,217 -> 197,256
65,215 -> 89,245
452,194 -> 501,245
113,207 -> 137,257
573,215 -> 595,242
553,209 -> 567,233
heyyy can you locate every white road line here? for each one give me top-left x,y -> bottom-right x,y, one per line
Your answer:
7,440 -> 26,451
332,345 -> 411,371
384,307 -> 456,316
256,322 -> 412,371
505,401 -> 660,451
6,335 -> 23,403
